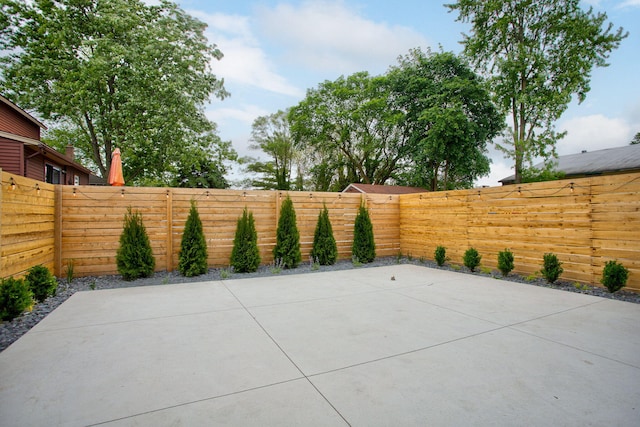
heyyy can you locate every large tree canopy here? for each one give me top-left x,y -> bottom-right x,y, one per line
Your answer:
0,0 -> 234,186
289,71 -> 407,191
245,110 -> 298,191
447,0 -> 627,184
389,49 -> 503,190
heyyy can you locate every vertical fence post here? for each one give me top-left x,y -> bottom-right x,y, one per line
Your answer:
166,188 -> 173,272
54,185 -> 63,277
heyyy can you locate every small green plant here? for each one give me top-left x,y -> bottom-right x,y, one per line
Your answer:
480,266 -> 492,275
601,260 -> 629,293
274,196 -> 302,269
525,273 -> 538,282
310,256 -> 320,271
418,256 -> 425,263
0,277 -> 33,321
25,265 -> 58,302
451,264 -> 461,271
311,204 -> 338,266
497,249 -> 515,276
351,255 -> 363,267
270,258 -> 284,274
178,199 -> 208,277
396,251 -> 403,264
116,207 -> 155,281
220,268 -> 232,280
352,203 -> 376,264
407,253 -> 413,262
463,247 -> 482,272
573,282 -> 589,292
230,208 -> 261,273
541,253 -> 563,283
89,280 -> 96,290
434,246 -> 447,266
64,259 -> 75,284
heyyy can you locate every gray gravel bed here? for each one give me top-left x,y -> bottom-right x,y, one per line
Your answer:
2,257 -> 638,353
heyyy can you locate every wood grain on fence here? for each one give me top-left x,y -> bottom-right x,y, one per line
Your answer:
1,170 -> 56,279
2,169 -> 639,292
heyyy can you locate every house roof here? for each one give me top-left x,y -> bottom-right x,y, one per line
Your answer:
342,183 -> 427,194
500,144 -> 640,184
0,94 -> 47,130
33,143 -> 93,175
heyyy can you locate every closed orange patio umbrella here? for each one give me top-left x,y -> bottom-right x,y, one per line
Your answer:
108,148 -> 125,186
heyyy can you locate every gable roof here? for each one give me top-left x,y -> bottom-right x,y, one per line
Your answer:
500,144 -> 640,184
342,183 -> 427,194
0,94 -> 47,130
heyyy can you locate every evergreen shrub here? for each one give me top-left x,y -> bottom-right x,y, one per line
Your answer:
26,265 -> 57,302
230,208 -> 261,273
463,247 -> 481,272
601,260 -> 629,293
541,253 -> 563,283
497,249 -> 515,276
311,204 -> 338,266
178,200 -> 208,277
116,207 -> 155,280
352,203 -> 376,263
273,196 -> 302,269
434,246 -> 447,266
0,277 -> 33,321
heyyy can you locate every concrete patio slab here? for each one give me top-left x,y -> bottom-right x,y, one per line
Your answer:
1,265 -> 639,426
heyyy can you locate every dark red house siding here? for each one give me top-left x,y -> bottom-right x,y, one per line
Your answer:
25,148 -> 45,181
0,138 -> 23,174
0,103 -> 40,140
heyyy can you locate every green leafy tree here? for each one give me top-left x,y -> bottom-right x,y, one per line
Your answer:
245,110 -> 300,190
311,205 -> 338,266
601,260 -> 628,293
0,0 -> 233,185
0,277 -> 33,321
273,196 -> 302,269
541,253 -> 563,284
352,203 -> 376,264
388,49 -> 503,190
178,200 -> 208,277
630,132 -> 640,145
25,265 -> 58,302
116,207 -> 155,280
448,0 -> 627,184
230,208 -> 261,273
434,246 -> 448,267
289,72 -> 408,191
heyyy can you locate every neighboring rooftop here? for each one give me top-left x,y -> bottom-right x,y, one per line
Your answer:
500,144 -> 640,184
342,183 -> 427,194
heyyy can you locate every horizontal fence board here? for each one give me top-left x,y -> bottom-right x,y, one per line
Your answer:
2,170 -> 639,292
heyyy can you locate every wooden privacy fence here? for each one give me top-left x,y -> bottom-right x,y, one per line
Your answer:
400,172 -> 640,291
56,185 -> 400,277
1,168 -> 639,291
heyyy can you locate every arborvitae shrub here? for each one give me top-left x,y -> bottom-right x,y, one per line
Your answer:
463,247 -> 481,272
26,265 -> 57,302
0,277 -> 33,321
179,200 -> 208,277
497,249 -> 515,277
311,204 -> 338,266
273,196 -> 302,269
116,207 -> 155,280
601,260 -> 629,293
352,203 -> 375,264
230,208 -> 261,273
434,246 -> 447,266
541,253 -> 563,283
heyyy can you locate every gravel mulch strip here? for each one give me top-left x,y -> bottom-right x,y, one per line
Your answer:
2,257 -> 638,353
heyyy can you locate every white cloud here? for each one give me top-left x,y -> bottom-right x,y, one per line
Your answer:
256,1 -> 430,75
206,104 -> 270,125
558,114 -> 634,154
190,11 -> 303,97
617,0 -> 640,8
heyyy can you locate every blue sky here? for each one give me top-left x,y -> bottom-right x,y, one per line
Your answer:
173,0 -> 640,187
